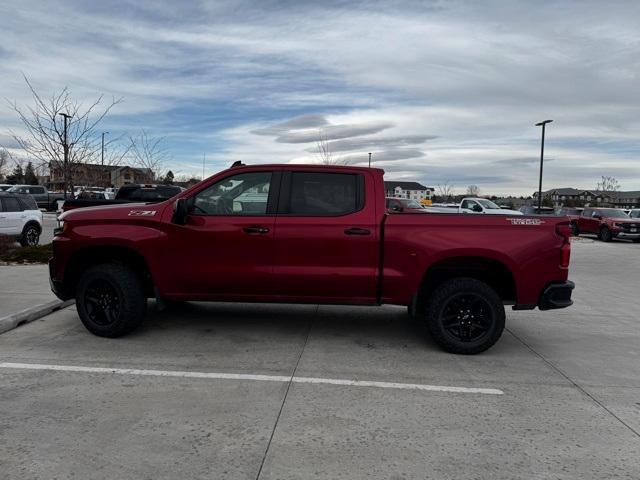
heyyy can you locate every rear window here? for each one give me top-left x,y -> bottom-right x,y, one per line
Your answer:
117,186 -> 181,201
283,172 -> 362,216
18,195 -> 38,210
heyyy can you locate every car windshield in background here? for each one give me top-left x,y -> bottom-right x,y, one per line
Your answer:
600,209 -> 629,218
630,211 -> 640,218
401,199 -> 423,208
477,199 -> 501,209
561,208 -> 580,215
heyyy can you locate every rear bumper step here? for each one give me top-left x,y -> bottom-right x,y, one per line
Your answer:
538,281 -> 575,310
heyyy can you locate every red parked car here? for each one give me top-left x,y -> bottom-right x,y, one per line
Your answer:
574,207 -> 640,242
50,164 -> 574,354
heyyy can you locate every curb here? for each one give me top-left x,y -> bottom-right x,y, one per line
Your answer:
0,300 -> 75,335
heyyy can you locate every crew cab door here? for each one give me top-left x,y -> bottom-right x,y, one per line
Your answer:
169,170 -> 278,298
272,170 -> 378,303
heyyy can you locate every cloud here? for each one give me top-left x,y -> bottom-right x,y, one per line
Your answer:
1,1 -> 639,194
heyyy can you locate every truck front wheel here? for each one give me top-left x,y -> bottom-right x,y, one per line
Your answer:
425,278 -> 505,354
76,264 -> 147,337
599,227 -> 612,242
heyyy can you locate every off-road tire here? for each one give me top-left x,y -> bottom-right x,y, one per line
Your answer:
76,264 -> 147,337
425,278 -> 505,355
19,222 -> 41,247
599,227 -> 612,242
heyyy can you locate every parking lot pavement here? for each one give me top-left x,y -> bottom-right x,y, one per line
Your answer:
1,241 -> 639,479
0,264 -> 57,318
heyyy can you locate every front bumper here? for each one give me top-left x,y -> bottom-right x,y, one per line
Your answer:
49,258 -> 71,300
614,231 -> 640,239
538,280 -> 575,310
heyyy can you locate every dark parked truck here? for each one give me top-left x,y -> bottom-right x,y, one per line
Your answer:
60,184 -> 184,213
575,207 -> 640,242
8,185 -> 65,211
50,164 -> 574,354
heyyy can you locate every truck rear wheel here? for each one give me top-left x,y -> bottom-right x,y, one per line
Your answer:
76,264 -> 147,337
425,278 -> 505,354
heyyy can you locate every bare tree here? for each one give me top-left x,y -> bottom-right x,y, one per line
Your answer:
128,130 -> 169,181
8,76 -> 121,195
315,130 -> 348,165
437,182 -> 454,201
595,175 -> 620,192
0,147 -> 10,181
466,184 -> 481,197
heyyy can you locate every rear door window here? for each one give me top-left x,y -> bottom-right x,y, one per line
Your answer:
281,172 -> 363,216
1,197 -> 21,212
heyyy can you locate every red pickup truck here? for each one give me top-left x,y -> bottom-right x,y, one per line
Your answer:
50,164 -> 574,354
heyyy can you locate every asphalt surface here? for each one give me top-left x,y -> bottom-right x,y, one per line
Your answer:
0,239 -> 639,479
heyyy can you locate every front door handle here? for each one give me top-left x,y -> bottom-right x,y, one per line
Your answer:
344,227 -> 371,236
243,226 -> 270,235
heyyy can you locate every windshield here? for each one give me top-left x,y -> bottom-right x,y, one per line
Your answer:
600,209 -> 629,218
630,210 -> 640,218
477,199 -> 501,210
401,199 -> 423,208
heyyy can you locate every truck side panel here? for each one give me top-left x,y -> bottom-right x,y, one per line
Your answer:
382,214 -> 569,306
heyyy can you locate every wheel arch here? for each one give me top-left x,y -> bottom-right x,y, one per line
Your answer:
64,245 -> 155,298
416,256 -> 517,311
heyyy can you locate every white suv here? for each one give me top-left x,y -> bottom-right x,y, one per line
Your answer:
0,192 -> 43,246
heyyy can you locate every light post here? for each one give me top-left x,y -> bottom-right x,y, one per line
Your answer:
535,119 -> 553,211
59,113 -> 72,198
101,132 -> 109,166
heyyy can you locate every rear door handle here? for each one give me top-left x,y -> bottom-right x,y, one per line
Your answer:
344,227 -> 371,236
243,226 -> 270,235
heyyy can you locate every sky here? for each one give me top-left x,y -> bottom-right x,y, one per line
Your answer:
1,0 -> 639,195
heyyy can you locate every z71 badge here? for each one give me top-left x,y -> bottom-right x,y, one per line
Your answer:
128,210 -> 157,217
508,218 -> 545,225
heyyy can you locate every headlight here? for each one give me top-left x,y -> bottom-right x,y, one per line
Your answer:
53,220 -> 67,236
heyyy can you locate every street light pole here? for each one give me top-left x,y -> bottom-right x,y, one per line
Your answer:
101,132 -> 109,166
535,119 -> 553,211
59,113 -> 72,199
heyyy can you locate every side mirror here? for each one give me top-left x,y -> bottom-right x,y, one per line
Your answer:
172,198 -> 188,225
594,214 -> 602,220
392,205 -> 404,212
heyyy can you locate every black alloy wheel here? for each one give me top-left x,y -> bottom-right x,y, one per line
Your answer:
439,293 -> 493,343
20,224 -> 40,247
76,264 -> 146,337
425,278 -> 505,354
83,278 -> 122,326
599,227 -> 612,242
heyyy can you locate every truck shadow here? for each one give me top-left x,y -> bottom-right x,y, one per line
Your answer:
137,300 -> 434,350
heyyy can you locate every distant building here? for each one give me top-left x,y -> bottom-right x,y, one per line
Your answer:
534,187 -> 640,208
384,181 -> 434,202
48,163 -> 154,189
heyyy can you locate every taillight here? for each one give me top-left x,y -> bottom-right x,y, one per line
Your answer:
556,222 -> 571,268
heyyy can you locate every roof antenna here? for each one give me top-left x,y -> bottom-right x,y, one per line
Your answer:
231,160 -> 245,168
368,152 -> 372,168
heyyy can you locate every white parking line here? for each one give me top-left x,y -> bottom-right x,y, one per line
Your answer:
0,362 -> 504,395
